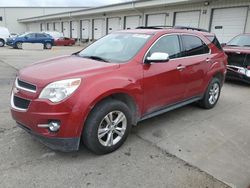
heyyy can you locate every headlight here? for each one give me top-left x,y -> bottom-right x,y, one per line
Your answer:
39,78 -> 81,103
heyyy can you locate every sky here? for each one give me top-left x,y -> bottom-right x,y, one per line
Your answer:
0,0 -> 133,7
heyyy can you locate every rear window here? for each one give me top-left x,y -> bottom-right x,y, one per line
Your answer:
206,36 -> 223,51
181,35 -> 210,57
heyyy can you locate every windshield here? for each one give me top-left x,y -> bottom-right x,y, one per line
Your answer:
78,33 -> 152,63
227,35 -> 250,47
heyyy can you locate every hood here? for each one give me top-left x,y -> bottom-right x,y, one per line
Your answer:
18,55 -> 120,87
223,46 -> 250,54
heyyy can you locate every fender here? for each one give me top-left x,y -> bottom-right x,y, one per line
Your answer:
76,76 -> 143,135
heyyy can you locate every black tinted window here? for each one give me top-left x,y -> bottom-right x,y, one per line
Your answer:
25,33 -> 36,38
147,35 -> 182,59
182,35 -> 209,57
36,34 -> 47,38
207,36 -> 223,50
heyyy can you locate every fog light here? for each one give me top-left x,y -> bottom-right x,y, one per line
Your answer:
48,121 -> 61,132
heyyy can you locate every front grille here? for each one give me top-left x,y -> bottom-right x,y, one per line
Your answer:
17,78 -> 36,92
13,96 -> 30,109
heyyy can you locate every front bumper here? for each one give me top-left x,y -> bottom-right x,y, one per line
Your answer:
226,66 -> 250,84
17,122 -> 80,152
6,41 -> 15,47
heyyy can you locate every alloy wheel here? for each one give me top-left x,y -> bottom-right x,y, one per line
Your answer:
98,111 -> 127,147
208,82 -> 220,105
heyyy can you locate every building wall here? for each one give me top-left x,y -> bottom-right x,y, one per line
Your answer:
23,0 -> 250,42
0,7 -> 85,34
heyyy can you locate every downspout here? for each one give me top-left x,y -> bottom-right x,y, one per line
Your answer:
131,1 -> 144,26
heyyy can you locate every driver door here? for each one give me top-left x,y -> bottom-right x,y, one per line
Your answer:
142,34 -> 186,115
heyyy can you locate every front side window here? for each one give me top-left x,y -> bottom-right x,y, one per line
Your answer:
78,33 -> 152,63
25,33 -> 36,38
147,35 -> 182,59
181,35 -> 209,57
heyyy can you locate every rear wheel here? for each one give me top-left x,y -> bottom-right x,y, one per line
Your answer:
199,77 -> 221,109
82,99 -> 132,154
44,42 -> 52,49
0,39 -> 5,47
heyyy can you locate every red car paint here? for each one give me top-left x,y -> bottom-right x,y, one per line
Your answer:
54,37 -> 75,46
10,28 -> 227,151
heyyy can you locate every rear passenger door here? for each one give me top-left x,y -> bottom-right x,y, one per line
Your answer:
35,33 -> 47,43
179,35 -> 210,98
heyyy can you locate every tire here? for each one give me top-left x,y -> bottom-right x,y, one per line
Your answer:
44,42 -> 52,49
0,39 -> 5,47
82,99 -> 132,155
15,42 -> 22,49
199,77 -> 221,109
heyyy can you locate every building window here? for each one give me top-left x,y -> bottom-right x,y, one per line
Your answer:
0,17 -> 2,21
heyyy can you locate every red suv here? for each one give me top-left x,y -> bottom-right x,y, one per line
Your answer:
10,26 -> 227,154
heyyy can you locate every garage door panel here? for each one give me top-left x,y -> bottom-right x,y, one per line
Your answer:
71,21 -> 78,39
211,7 -> 248,43
81,20 -> 90,40
54,22 -> 61,32
125,16 -> 140,29
108,17 -> 121,33
62,22 -> 70,37
93,19 -> 105,40
175,11 -> 200,28
147,14 -> 166,26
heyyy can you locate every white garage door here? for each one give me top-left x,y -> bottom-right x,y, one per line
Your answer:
147,14 -> 166,26
40,23 -> 45,31
211,7 -> 248,43
81,20 -> 90,40
125,15 -> 140,30
93,19 -> 105,40
62,21 -> 70,37
71,21 -> 78,39
47,23 -> 53,31
107,17 -> 121,34
54,22 -> 61,32
174,11 -> 200,28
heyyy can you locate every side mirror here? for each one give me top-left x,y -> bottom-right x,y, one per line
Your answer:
221,43 -> 226,47
24,36 -> 28,39
145,52 -> 170,64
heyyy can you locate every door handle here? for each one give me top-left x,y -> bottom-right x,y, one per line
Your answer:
176,65 -> 186,71
206,58 -> 212,63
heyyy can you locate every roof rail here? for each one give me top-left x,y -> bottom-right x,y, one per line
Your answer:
173,26 -> 208,32
136,25 -> 209,32
136,26 -> 173,30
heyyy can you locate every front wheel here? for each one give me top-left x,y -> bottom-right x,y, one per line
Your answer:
199,77 -> 221,109
15,42 -> 22,49
0,39 -> 5,47
82,99 -> 132,154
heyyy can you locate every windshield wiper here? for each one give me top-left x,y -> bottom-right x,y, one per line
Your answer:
82,56 -> 109,63
227,44 -> 238,46
243,45 -> 250,47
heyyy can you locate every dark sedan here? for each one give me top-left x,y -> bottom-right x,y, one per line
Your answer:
6,32 -> 54,49
223,34 -> 250,84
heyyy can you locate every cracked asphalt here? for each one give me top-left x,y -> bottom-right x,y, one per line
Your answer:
0,45 -> 244,188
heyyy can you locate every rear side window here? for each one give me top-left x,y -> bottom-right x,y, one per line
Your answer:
206,36 -> 223,50
147,35 -> 182,59
181,35 -> 210,57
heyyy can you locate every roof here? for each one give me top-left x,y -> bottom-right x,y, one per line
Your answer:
18,0 -> 204,23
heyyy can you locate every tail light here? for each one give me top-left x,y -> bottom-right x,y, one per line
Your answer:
247,66 -> 250,70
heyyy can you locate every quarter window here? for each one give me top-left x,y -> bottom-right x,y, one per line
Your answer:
147,35 -> 182,59
181,35 -> 209,57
